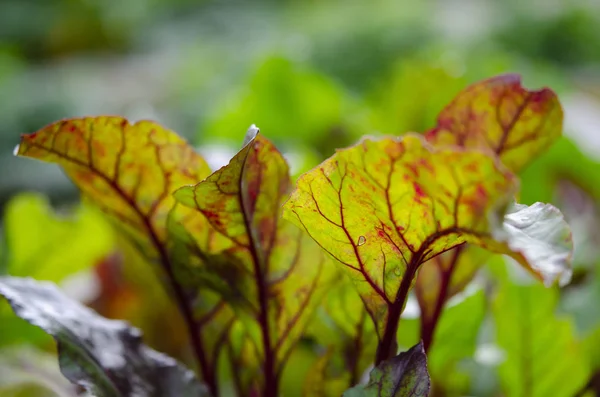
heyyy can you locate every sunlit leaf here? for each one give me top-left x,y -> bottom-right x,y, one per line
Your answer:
174,131 -> 332,391
16,116 -> 211,260
15,117 -> 226,392
417,74 -> 564,342
343,342 -> 430,397
283,134 -> 517,338
425,74 -> 562,173
0,276 -> 207,397
493,281 -> 589,397
167,206 -> 238,385
582,326 -> 600,375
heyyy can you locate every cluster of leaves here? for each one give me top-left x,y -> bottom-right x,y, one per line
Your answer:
0,74 -> 576,397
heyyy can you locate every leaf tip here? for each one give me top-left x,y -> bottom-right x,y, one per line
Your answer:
243,124 -> 260,147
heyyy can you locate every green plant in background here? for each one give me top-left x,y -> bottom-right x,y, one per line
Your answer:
0,74 -> 587,397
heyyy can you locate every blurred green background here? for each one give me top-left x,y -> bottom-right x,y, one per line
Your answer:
1,0 -> 600,396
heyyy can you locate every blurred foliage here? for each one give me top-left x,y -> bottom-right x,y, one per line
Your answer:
0,193 -> 113,349
2,193 -> 113,280
493,281 -> 589,397
1,0 -> 600,396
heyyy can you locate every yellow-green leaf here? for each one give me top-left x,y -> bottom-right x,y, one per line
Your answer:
1,193 -> 115,349
174,131 -> 332,389
16,116 -> 211,259
493,282 -> 589,397
425,74 -> 562,173
305,276 -> 377,393
4,192 -> 114,281
283,134 -> 517,337
15,116 -> 226,394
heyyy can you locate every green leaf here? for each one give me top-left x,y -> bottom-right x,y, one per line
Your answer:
174,131 -> 332,390
398,288 -> 486,394
305,276 -> 378,394
425,74 -> 562,173
303,348 -> 338,397
0,276 -> 207,397
343,342 -> 430,397
166,205 -> 238,384
519,136 -> 600,204
3,192 -> 114,281
426,288 -> 485,393
203,56 -> 350,155
283,134 -> 517,337
417,200 -> 573,335
1,193 -> 115,348
493,281 -> 590,397
365,59 -> 467,137
225,320 -> 261,396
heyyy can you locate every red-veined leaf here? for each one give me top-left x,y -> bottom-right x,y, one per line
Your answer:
418,74 -> 566,351
16,117 -> 230,395
174,130 -> 332,393
425,74 -> 562,173
283,134 -> 517,339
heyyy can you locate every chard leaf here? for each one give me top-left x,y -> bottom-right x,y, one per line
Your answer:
305,276 -> 377,393
417,74 -> 566,337
16,117 -> 229,393
283,134 -> 517,337
16,116 -> 211,259
226,321 -> 261,395
303,348 -> 339,397
425,74 -> 562,173
417,202 -> 573,351
343,342 -> 430,397
493,281 -> 589,397
415,246 -> 487,332
166,207 -> 238,381
0,276 -> 207,397
174,132 -> 331,385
